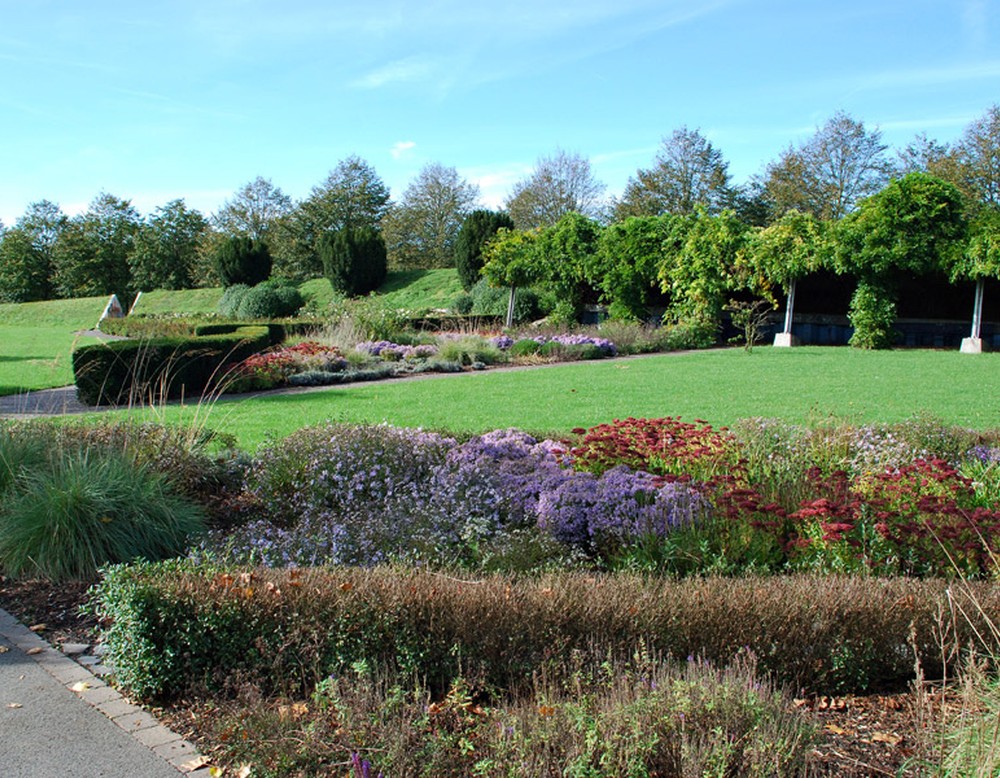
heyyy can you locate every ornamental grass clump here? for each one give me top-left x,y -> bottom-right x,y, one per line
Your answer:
0,449 -> 205,581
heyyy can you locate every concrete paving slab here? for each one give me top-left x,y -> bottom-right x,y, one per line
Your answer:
0,607 -> 210,777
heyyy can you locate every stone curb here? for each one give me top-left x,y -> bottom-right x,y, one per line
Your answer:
0,607 -> 212,776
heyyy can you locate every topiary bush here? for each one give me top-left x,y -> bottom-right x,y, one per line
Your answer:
320,227 -> 387,297
214,236 -> 273,287
72,326 -> 271,405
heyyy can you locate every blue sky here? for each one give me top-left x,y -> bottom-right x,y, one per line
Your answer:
1,0 -> 997,225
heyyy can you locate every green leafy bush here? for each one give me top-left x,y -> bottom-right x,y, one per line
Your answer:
848,277 -> 899,349
0,451 -> 204,581
509,338 -> 543,357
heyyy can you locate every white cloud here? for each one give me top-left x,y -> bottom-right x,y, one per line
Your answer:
390,141 -> 417,160
351,57 -> 434,89
460,163 -> 534,209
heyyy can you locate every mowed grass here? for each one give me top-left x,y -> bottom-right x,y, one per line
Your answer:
299,269 -> 462,312
0,296 -> 109,395
130,287 -> 222,315
102,347 -> 1000,450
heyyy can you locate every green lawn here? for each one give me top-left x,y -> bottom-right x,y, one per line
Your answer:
98,347 -> 1000,450
130,287 -> 222,315
299,269 -> 462,313
0,296 -> 109,395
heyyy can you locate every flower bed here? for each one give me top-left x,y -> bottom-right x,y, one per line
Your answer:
226,329 -> 624,394
194,416 -> 1000,578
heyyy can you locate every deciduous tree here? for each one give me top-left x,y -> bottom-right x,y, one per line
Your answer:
505,150 -> 605,230
128,199 -> 208,290
382,163 -> 480,269
213,177 -> 292,241
760,111 -> 891,221
0,228 -> 49,302
614,127 -> 734,219
52,193 -> 140,302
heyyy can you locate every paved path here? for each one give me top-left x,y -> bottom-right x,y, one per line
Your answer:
0,608 -> 210,778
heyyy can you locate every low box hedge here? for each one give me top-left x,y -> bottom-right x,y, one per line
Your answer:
73,325 -> 270,405
91,562 -> 1000,703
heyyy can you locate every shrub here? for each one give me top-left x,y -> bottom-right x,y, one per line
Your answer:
320,227 -> 387,297
72,326 -> 271,405
469,278 -> 543,323
218,283 -> 251,317
0,450 -> 205,581
848,276 -> 898,349
92,564 -> 1000,702
214,236 -> 272,287
451,292 -> 473,314
234,282 -> 304,320
509,338 -> 542,357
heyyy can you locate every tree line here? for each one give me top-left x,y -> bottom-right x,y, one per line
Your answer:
1,107 -> 997,343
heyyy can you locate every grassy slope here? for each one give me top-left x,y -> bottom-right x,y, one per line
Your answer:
299,269 -> 462,313
130,288 -> 222,315
0,271 -> 463,394
101,347 -> 1000,451
0,297 -> 109,395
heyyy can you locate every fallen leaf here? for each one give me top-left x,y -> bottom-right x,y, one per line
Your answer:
872,731 -> 903,746
70,682 -> 91,693
181,756 -> 211,771
793,698 -> 810,708
824,724 -> 850,735
26,647 -> 44,655
7,703 -> 23,709
237,765 -> 252,778
28,624 -> 46,633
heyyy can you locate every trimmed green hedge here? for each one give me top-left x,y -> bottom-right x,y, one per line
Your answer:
92,562 -> 1000,702
73,325 -> 270,406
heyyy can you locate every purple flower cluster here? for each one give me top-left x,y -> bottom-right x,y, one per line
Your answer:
543,333 -> 618,355
487,333 -> 617,355
489,335 -> 515,350
968,444 -> 1000,465
537,466 -> 708,548
355,341 -> 439,360
205,424 -> 708,568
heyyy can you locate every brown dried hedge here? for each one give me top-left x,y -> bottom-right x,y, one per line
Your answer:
94,562 -> 1000,702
